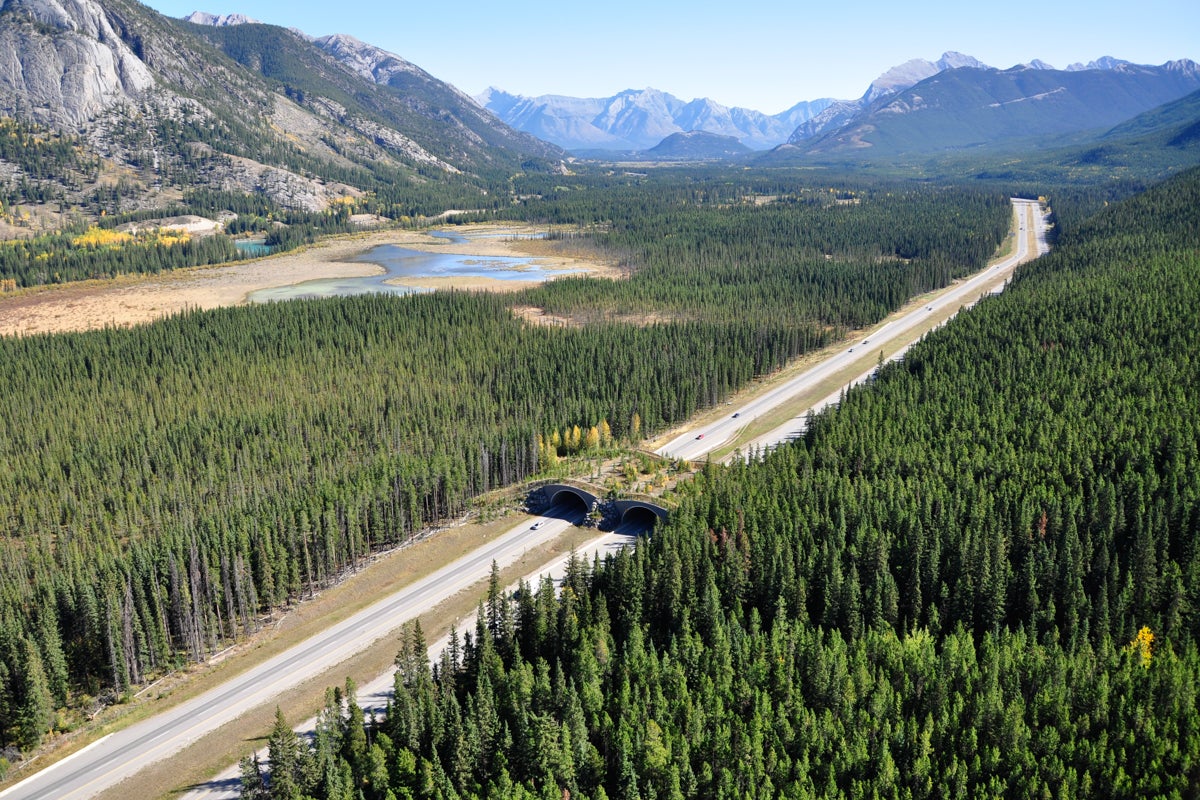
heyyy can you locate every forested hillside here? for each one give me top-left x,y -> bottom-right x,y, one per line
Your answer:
504,174 -> 1011,329
259,168 -> 1200,798
0,178 -> 1009,758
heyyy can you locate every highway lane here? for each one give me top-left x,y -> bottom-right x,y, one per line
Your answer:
167,201 -> 1051,797
0,507 -> 587,800
657,199 -> 1048,462
179,523 -> 643,800
3,200 -> 1049,800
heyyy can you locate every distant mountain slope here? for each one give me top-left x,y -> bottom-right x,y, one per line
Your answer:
1101,86 -> 1200,147
477,86 -> 833,151
1053,88 -> 1200,176
643,130 -> 753,160
186,21 -> 559,170
861,51 -> 989,103
792,51 -> 990,142
0,0 -> 558,217
183,10 -> 258,26
791,59 -> 1200,157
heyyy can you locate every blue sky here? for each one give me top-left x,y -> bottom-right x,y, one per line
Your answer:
145,0 -> 1199,114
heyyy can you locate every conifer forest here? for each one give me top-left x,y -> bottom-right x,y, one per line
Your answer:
239,170 -> 1200,798
0,159 -> 1197,800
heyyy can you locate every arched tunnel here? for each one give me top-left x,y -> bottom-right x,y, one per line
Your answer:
535,484 -> 669,531
547,487 -> 593,515
619,505 -> 662,529
611,499 -> 670,531
540,484 -> 598,518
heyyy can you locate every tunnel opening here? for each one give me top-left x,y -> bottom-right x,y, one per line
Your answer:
548,488 -> 591,516
619,506 -> 662,530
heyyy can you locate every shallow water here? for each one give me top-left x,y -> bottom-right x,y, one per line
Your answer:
235,239 -> 273,258
246,231 -> 571,304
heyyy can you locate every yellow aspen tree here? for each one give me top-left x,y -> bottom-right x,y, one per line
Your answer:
585,426 -> 600,451
599,419 -> 612,446
631,412 -> 642,440
1128,626 -> 1154,667
540,442 -> 558,470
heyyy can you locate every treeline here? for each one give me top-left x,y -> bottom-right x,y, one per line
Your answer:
0,194 -> 350,287
0,228 -> 240,286
0,292 -> 827,754
267,168 -> 1200,798
0,175 -> 1008,756
0,180 -> 502,289
506,175 -> 1011,329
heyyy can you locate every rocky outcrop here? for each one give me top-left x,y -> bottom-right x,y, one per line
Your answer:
220,154 -> 361,212
0,0 -> 155,128
0,0 -> 557,217
313,33 -> 422,86
182,10 -> 257,26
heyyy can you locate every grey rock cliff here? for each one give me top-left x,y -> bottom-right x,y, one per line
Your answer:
0,0 -> 155,128
313,33 -> 422,86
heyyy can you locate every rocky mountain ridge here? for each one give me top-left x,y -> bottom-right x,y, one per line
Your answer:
480,51 -> 1199,157
782,58 -> 1200,158
790,55 -> 1200,148
477,86 -> 835,151
182,10 -> 257,26
0,0 -> 557,219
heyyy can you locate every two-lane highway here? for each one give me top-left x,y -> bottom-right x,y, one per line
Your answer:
179,523 -> 644,800
657,199 -> 1049,461
0,508 -> 584,800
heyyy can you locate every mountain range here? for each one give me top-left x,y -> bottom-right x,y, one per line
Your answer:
785,57 -> 1200,158
475,86 -> 833,151
480,52 -> 1200,159
1,0 -> 1198,226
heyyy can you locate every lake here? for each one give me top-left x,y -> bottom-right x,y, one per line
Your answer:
247,230 -> 573,303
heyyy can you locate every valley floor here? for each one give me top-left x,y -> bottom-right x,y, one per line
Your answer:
0,224 -> 615,336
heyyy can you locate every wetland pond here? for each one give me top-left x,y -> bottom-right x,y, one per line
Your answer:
247,230 -> 574,303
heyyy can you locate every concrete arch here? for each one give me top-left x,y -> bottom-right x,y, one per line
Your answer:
540,483 -> 598,514
612,500 -> 669,528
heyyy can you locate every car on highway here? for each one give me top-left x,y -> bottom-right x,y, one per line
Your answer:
732,412 -> 740,418
695,433 -> 704,439
531,522 -> 542,530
